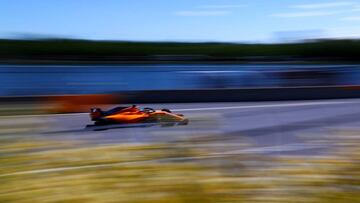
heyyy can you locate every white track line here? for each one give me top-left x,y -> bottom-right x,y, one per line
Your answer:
172,100 -> 359,112
2,100 -> 359,118
217,143 -> 328,155
0,157 -> 206,177
0,143 -> 329,177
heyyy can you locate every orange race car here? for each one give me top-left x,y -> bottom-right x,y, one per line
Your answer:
88,105 -> 189,128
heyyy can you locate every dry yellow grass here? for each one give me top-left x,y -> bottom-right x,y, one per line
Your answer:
0,129 -> 359,203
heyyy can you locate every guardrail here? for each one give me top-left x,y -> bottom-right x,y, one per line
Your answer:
1,86 -> 360,113
124,86 -> 360,103
1,86 -> 360,104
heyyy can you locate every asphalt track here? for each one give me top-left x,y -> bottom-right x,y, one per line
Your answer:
40,99 -> 360,155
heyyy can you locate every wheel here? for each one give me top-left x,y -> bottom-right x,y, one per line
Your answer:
178,118 -> 189,125
94,120 -> 109,126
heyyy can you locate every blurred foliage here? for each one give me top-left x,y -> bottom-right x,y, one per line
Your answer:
1,39 -> 360,62
0,128 -> 359,203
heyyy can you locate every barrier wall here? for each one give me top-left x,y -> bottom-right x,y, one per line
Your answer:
123,86 -> 360,103
1,86 -> 360,112
2,86 -> 360,103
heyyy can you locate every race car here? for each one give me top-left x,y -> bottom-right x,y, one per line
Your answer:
88,105 -> 189,127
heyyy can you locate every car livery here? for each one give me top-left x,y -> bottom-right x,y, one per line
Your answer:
89,105 -> 189,127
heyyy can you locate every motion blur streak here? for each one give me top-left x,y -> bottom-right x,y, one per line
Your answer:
1,64 -> 360,96
172,100 -> 359,112
2,0 -> 360,201
1,99 -> 360,202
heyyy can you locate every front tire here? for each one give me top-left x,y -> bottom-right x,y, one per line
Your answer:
178,119 -> 189,125
94,120 -> 110,126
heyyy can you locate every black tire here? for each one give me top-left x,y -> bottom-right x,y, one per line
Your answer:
178,119 -> 189,125
94,120 -> 109,126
